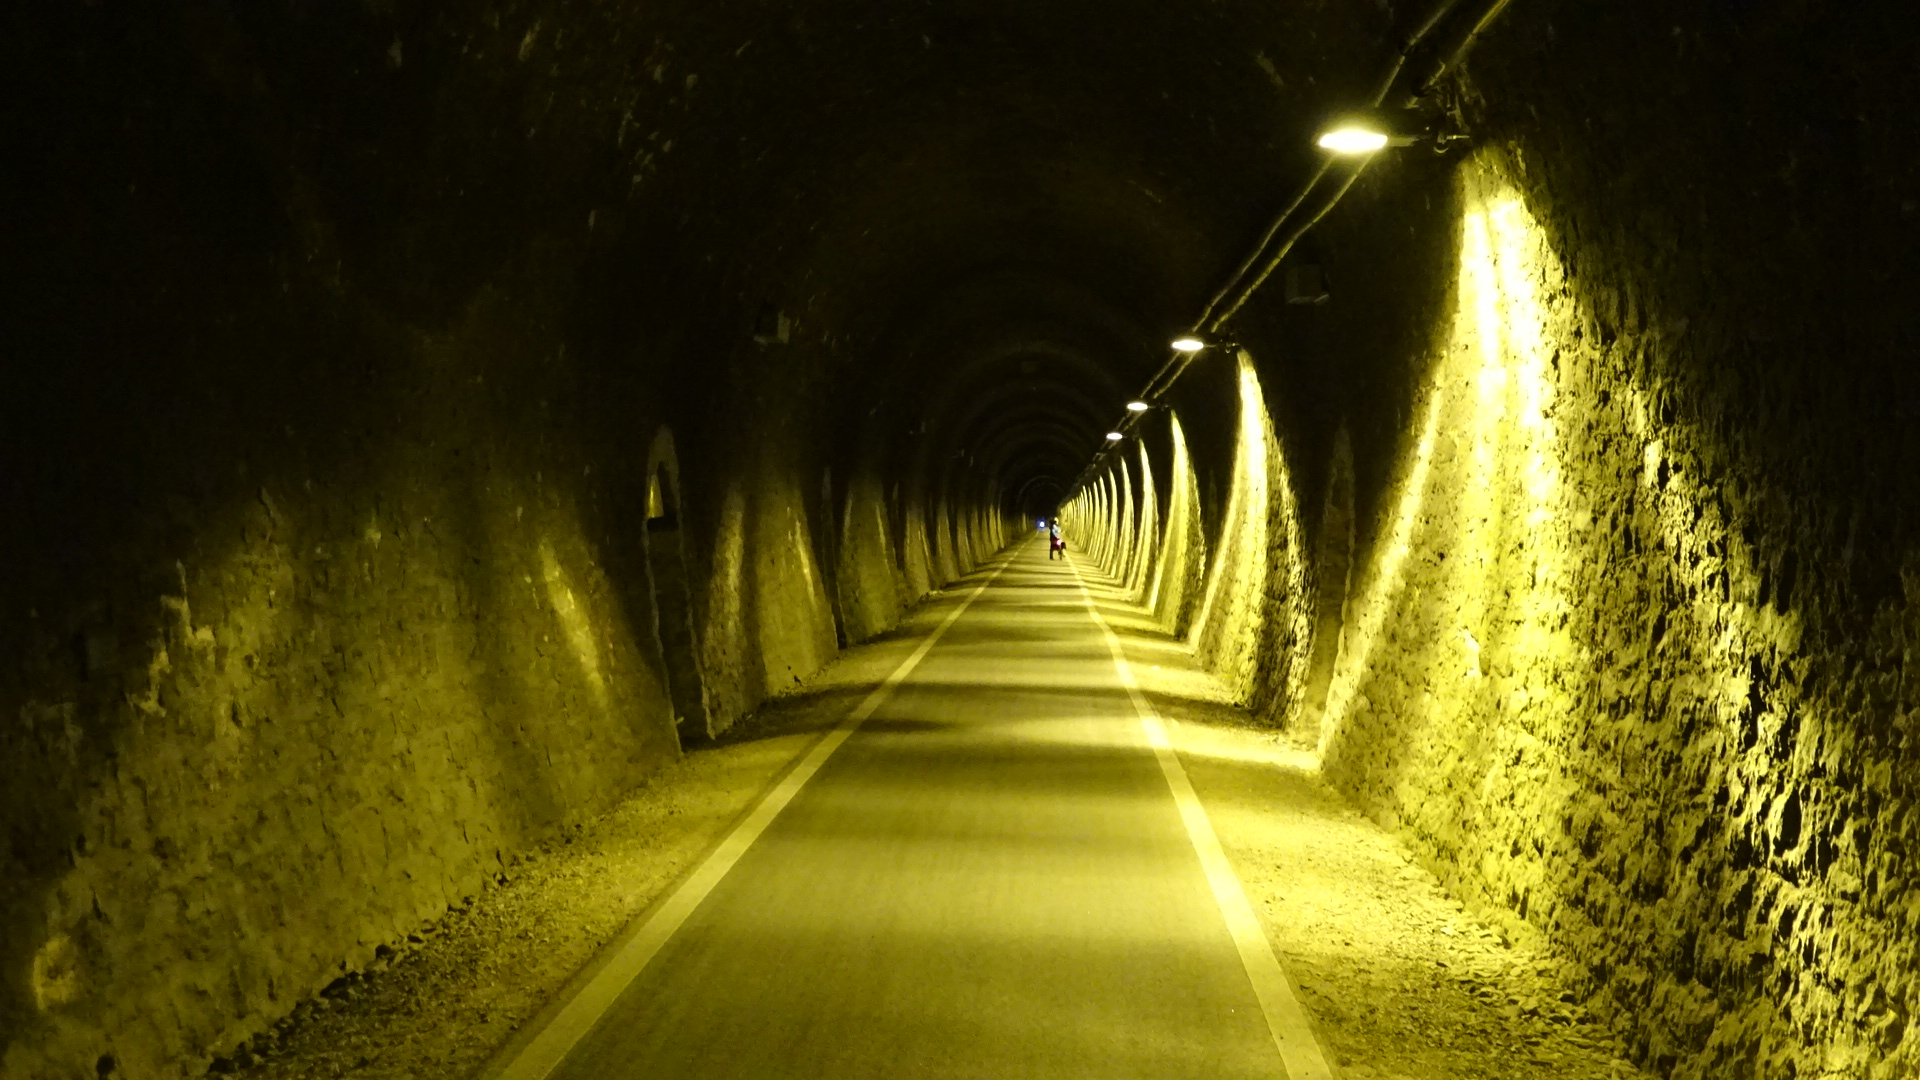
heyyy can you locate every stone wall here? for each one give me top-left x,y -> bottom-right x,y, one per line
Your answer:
0,251 -> 692,1080
1315,131 -> 1920,1075
1308,4 -> 1919,1074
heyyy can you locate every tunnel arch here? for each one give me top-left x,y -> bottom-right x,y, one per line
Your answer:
839,272 -> 1163,531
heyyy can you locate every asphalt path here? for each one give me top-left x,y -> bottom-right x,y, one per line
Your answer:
538,540 -> 1293,1079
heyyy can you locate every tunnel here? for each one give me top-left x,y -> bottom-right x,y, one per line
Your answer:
3,2 -> 1917,1078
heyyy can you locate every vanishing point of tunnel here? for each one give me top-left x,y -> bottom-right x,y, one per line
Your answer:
4,3 -> 1918,1079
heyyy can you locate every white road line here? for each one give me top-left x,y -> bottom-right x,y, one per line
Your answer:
1066,555 -> 1338,1080
490,548 -> 1020,1080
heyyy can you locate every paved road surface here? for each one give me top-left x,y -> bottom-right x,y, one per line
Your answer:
545,541 -> 1289,1079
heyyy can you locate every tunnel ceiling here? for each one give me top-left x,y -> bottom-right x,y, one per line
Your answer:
688,0 -> 1387,510
529,0 -> 1396,511
80,0 -> 1394,514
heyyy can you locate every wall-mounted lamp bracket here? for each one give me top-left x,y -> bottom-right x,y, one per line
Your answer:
1315,106 -> 1464,154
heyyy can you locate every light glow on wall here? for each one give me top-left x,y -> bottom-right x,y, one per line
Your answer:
1126,441 -> 1158,603
1319,177 -> 1582,834
1186,353 -> 1274,697
1315,386 -> 1445,752
1145,412 -> 1203,634
30,933 -> 80,1012
540,539 -> 609,707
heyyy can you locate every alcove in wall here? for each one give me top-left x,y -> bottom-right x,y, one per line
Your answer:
643,428 -> 714,742
1301,423 -> 1356,741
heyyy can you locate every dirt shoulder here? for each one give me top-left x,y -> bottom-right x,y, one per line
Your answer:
1129,641 -> 1649,1080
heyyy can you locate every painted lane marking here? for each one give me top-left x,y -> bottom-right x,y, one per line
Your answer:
1065,555 -> 1337,1080
491,547 -> 1022,1080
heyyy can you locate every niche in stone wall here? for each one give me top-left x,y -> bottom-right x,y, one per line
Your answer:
890,482 -> 908,573
1301,423 -> 1357,738
643,427 -> 714,742
819,465 -> 847,648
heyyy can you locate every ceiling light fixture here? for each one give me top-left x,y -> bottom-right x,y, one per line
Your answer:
1315,108 -> 1454,155
1126,400 -> 1150,413
1316,125 -> 1390,154
1170,336 -> 1206,353
1105,432 -> 1124,442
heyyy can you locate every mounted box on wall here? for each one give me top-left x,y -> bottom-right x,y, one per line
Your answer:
753,302 -> 791,345
1285,263 -> 1331,305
